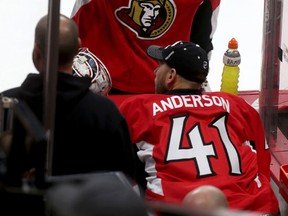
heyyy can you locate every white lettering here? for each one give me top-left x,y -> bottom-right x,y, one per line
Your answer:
211,96 -> 222,106
152,95 -> 230,116
192,95 -> 204,107
221,97 -> 230,113
202,95 -> 213,107
160,98 -> 173,111
171,96 -> 183,108
153,103 -> 163,116
181,95 -> 193,107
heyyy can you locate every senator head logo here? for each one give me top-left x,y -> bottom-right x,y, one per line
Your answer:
115,0 -> 176,39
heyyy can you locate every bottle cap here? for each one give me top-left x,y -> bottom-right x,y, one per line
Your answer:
228,38 -> 238,49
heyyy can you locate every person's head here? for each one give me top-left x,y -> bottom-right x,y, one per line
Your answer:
46,174 -> 149,216
72,47 -> 112,96
146,41 -> 209,93
32,14 -> 81,74
182,185 -> 229,210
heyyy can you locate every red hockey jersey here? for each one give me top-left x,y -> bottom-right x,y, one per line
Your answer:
119,91 -> 279,214
71,0 -> 220,93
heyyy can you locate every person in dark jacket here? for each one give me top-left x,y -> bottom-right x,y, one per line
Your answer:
1,14 -> 136,179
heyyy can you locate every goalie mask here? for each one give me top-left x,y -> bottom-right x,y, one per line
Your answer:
72,48 -> 112,96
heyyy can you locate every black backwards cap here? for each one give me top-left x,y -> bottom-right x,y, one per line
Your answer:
146,41 -> 209,82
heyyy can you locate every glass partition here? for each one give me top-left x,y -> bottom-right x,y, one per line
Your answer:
261,1 -> 288,203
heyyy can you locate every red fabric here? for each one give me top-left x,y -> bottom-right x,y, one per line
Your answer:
71,0 -> 220,93
210,0 -> 221,10
119,92 -> 279,214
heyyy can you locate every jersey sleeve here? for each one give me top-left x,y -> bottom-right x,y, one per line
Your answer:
190,0 -> 221,56
243,101 -> 271,180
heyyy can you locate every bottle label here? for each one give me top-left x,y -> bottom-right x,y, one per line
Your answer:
223,49 -> 241,66
223,56 -> 241,66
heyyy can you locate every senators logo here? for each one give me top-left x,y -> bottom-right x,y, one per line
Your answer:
115,0 -> 176,39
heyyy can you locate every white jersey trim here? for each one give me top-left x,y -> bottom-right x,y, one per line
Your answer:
136,141 -> 164,196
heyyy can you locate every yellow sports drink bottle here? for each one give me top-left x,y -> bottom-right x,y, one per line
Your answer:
220,38 -> 241,95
